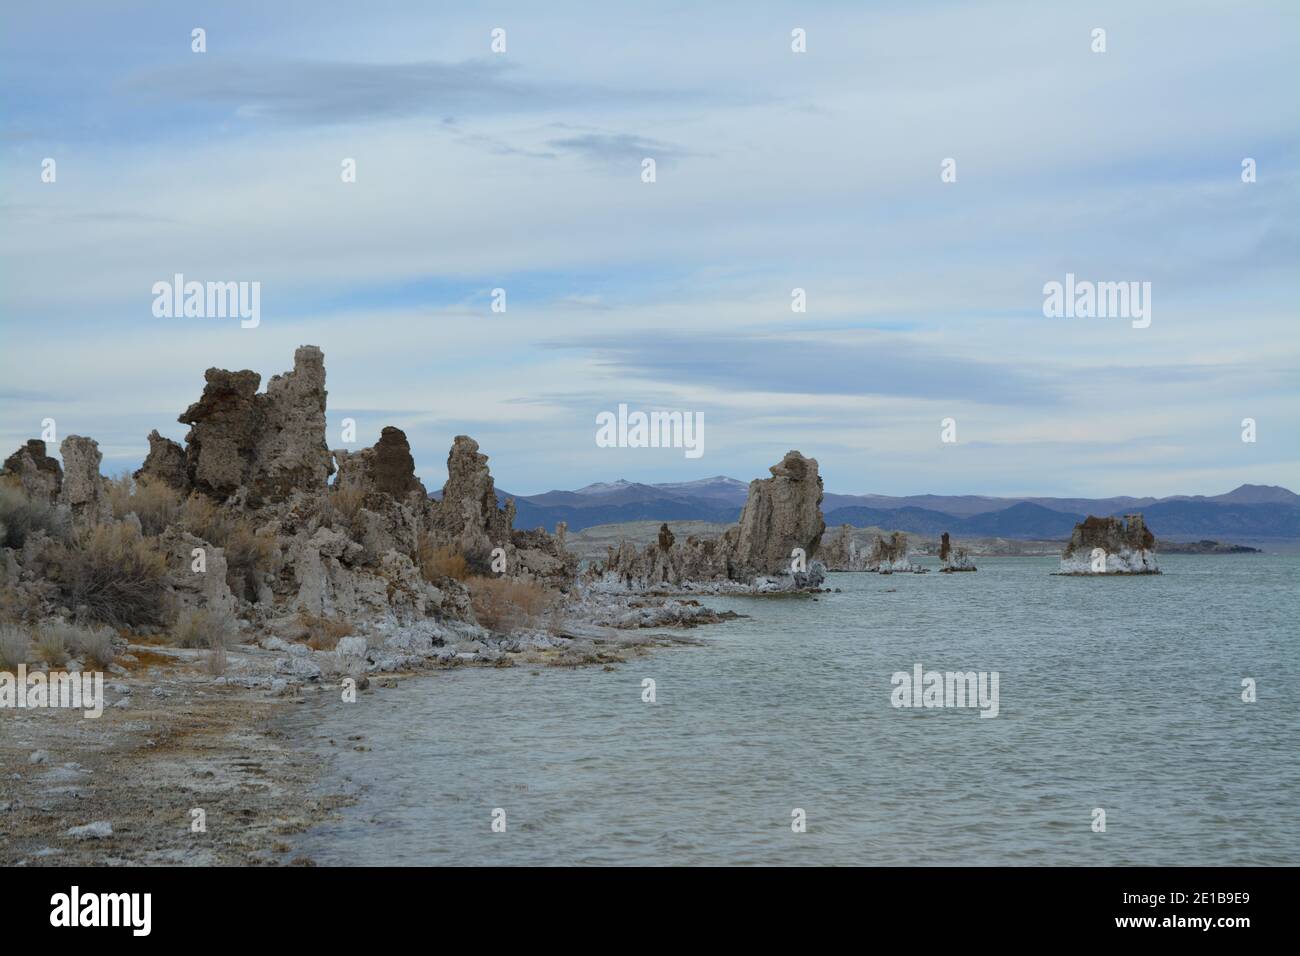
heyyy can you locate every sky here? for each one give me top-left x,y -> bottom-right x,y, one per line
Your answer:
1,0 -> 1297,497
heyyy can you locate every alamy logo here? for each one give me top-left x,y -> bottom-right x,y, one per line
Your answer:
595,403 -> 704,459
151,273 -> 261,328
50,886 -> 151,936
1042,272 -> 1151,328
890,663 -> 1000,718
0,665 -> 103,718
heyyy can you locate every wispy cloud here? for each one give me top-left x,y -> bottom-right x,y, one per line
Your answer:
124,57 -> 697,127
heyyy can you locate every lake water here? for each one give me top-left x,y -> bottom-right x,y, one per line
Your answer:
285,555 -> 1299,865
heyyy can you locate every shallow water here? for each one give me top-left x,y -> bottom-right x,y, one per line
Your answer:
285,555 -> 1299,865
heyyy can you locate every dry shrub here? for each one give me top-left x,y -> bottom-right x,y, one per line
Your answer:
0,484 -> 68,549
205,641 -> 227,677
222,521 -> 278,602
107,474 -> 182,537
298,612 -> 354,651
0,585 -> 42,625
41,621 -> 117,668
468,576 -> 554,634
34,628 -> 67,666
170,607 -> 239,650
53,523 -> 168,627
0,623 -> 30,668
418,536 -> 469,583
180,494 -> 232,543
324,484 -> 366,535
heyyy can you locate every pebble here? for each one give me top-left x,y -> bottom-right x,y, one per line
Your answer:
66,821 -> 113,840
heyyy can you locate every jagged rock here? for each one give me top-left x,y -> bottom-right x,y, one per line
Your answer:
178,367 -> 263,498
159,529 -> 238,617
869,531 -> 911,572
333,426 -> 428,561
728,450 -> 826,578
290,526 -> 447,621
430,436 -> 514,565
334,426 -> 427,499
939,531 -> 976,572
133,430 -> 189,492
58,436 -> 110,528
257,345 -> 334,499
2,440 -> 62,503
600,451 -> 826,590
510,527 -> 579,586
821,524 -> 870,571
179,346 -> 333,501
1060,514 -> 1159,574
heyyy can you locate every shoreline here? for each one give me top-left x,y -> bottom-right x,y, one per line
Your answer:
0,612 -> 717,866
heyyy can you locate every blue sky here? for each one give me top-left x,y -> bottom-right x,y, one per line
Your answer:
2,0 -> 1297,497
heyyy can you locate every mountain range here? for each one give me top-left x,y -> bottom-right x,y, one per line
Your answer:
434,479 -> 1300,540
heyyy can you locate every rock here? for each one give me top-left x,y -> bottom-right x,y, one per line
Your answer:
430,436 -> 514,566
134,430 -> 189,492
59,436 -> 111,527
334,635 -> 368,677
178,366 -> 263,498
336,635 -> 367,659
291,528 -> 394,619
66,821 -> 113,840
600,451 -> 826,589
939,532 -> 977,572
333,426 -> 426,499
257,345 -> 334,499
821,524 -> 870,571
2,439 -> 62,503
276,655 -> 322,680
179,346 -> 333,501
1060,514 -> 1160,574
868,532 -> 911,572
29,750 -> 48,765
728,450 -> 826,578
159,528 -> 239,617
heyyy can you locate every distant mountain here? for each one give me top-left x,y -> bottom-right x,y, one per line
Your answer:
452,479 -> 1299,538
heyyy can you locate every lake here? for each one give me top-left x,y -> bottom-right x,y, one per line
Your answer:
285,555 -> 1299,865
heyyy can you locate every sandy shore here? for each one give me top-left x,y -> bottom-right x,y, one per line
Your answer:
1,613 -> 717,866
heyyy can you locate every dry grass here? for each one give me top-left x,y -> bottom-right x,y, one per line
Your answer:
52,523 -> 168,627
418,536 -> 470,583
180,494 -> 230,543
40,621 -> 117,667
298,612 -> 354,651
34,628 -> 68,666
106,474 -> 183,536
169,607 -> 239,650
467,576 -> 554,634
205,641 -> 227,677
222,521 -> 278,602
0,585 -> 42,624
322,484 -> 367,536
0,484 -> 68,549
0,623 -> 30,668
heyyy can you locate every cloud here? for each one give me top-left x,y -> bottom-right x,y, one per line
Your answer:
544,130 -> 695,166
545,330 -> 1061,405
124,57 -> 695,127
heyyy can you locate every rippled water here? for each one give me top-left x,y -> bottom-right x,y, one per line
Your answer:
285,555 -> 1299,865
